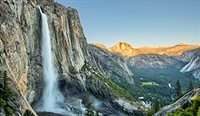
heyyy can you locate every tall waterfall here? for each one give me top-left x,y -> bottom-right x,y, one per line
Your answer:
37,7 -> 65,113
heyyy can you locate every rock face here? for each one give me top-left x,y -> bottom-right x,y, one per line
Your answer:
126,48 -> 200,76
0,0 -> 38,115
127,54 -> 183,69
154,88 -> 200,116
89,44 -> 134,84
93,43 -> 107,49
109,42 -> 137,56
97,42 -> 200,57
179,48 -> 200,79
0,0 -> 144,115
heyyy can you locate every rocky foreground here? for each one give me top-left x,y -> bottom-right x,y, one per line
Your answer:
154,87 -> 200,116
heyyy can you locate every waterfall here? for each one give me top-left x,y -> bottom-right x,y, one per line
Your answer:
37,7 -> 65,114
36,7 -> 85,116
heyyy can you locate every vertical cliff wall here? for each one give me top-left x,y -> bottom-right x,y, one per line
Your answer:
0,0 -> 89,114
0,0 -> 144,115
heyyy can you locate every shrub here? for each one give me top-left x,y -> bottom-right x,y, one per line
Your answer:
147,109 -> 154,116
97,75 -> 133,101
198,107 -> 200,116
0,98 -> 6,108
5,107 -> 13,116
4,87 -> 13,100
24,109 -> 35,116
85,104 -> 95,116
167,96 -> 200,116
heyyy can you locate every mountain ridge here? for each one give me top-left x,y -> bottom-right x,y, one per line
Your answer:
94,42 -> 200,57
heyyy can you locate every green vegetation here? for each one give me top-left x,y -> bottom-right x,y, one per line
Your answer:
175,80 -> 182,99
0,98 -> 6,108
81,60 -> 200,112
85,104 -> 95,116
142,82 -> 159,86
5,107 -> 13,116
153,99 -> 161,113
124,67 -> 200,106
96,112 -> 100,116
81,61 -> 134,101
147,99 -> 161,116
187,81 -> 193,92
0,71 -> 14,115
198,108 -> 200,116
24,110 -> 35,116
97,75 -> 133,101
167,96 -> 200,116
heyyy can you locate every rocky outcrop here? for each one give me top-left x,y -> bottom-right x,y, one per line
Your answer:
96,42 -> 200,57
108,42 -> 138,57
154,88 -> 200,116
180,55 -> 200,72
0,0 -> 145,115
175,48 -> 200,79
93,43 -> 107,49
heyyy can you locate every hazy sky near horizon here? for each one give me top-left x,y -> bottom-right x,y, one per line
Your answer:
57,0 -> 200,47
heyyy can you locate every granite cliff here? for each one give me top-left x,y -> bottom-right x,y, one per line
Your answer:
0,0 -> 145,115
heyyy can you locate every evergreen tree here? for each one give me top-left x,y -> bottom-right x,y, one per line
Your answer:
3,71 -> 12,101
24,110 -> 35,116
0,71 -> 3,97
175,80 -> 182,99
85,104 -> 94,116
0,71 -> 13,115
198,107 -> 200,116
0,71 -> 3,78
153,99 -> 161,113
96,112 -> 100,116
187,81 -> 193,92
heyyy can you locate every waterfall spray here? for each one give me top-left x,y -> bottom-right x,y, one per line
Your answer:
37,6 -> 65,114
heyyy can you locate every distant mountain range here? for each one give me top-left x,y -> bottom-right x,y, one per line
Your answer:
94,42 -> 200,56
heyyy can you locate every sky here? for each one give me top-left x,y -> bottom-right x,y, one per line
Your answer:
56,0 -> 200,47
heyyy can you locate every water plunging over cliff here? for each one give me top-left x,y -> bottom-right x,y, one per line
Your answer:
37,7 -> 66,114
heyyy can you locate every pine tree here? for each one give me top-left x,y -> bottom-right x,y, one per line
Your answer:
153,99 -> 161,113
0,71 -> 13,115
3,71 -> 12,101
175,80 -> 182,99
187,81 -> 193,92
0,71 -> 4,97
85,104 -> 94,116
96,112 -> 100,116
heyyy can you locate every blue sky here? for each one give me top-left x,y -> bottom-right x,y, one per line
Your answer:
56,0 -> 200,47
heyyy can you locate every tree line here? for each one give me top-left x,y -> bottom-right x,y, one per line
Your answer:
148,80 -> 194,116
